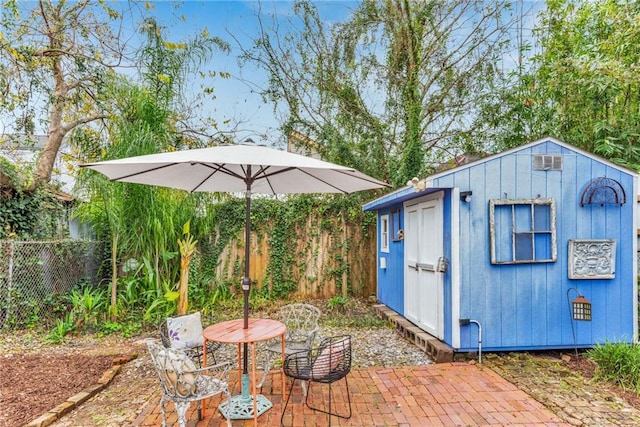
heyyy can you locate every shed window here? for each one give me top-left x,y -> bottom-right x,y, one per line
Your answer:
490,198 -> 557,264
380,214 -> 389,253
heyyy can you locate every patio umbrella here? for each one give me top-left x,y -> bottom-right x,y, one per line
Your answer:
80,142 -> 389,382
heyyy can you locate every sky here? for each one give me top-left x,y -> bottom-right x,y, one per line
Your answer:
141,1 -> 360,147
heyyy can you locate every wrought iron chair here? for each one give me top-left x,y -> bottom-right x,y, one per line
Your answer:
258,303 -> 321,388
280,335 -> 352,427
159,311 -> 221,367
147,340 -> 232,427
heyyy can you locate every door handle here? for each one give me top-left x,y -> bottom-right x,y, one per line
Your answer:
417,262 -> 435,271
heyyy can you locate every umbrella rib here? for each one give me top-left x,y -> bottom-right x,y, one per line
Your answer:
250,166 -> 351,193
251,166 -> 294,193
106,163 -> 177,181
190,163 -> 247,192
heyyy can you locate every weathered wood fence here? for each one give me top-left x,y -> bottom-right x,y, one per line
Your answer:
211,214 -> 377,298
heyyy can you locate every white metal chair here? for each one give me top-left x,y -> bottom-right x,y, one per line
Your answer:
258,303 -> 321,388
147,340 -> 232,427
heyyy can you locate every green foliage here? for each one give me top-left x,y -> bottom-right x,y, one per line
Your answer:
327,295 -> 347,311
0,188 -> 67,239
587,342 -> 640,392
45,313 -> 76,344
480,0 -> 640,171
68,285 -> 107,330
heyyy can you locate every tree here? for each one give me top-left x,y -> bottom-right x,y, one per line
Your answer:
240,0 -> 521,186
0,0 -> 138,190
479,0 -> 640,171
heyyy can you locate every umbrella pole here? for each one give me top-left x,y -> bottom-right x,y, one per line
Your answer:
219,182 -> 273,420
242,187 -> 251,376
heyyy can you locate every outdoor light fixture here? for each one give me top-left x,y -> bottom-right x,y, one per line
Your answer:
567,287 -> 592,358
572,294 -> 592,321
460,191 -> 473,203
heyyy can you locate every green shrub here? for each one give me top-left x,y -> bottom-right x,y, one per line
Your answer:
587,341 -> 640,392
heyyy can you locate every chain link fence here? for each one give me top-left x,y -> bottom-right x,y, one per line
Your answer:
0,239 -> 106,331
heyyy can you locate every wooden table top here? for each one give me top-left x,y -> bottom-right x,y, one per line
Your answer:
203,318 -> 286,344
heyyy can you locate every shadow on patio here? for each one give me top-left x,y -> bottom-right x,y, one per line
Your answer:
132,363 -> 569,427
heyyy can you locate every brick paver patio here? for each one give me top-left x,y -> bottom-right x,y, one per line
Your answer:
132,362 -> 569,426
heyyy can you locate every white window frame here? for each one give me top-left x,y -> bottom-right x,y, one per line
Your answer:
489,198 -> 557,264
380,214 -> 390,253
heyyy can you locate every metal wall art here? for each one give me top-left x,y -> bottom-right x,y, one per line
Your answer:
580,177 -> 626,207
568,239 -> 616,279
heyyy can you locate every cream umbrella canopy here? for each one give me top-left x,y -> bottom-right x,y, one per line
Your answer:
80,142 -> 389,416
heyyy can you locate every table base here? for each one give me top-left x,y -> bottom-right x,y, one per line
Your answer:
219,394 -> 272,420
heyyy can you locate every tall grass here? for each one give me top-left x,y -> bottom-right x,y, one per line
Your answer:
587,342 -> 640,392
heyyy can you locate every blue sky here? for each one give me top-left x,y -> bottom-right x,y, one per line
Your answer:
141,1 -> 360,146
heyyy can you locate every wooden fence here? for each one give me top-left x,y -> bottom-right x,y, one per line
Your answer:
212,215 -> 377,298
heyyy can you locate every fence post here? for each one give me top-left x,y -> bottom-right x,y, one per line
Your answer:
3,240 -> 15,329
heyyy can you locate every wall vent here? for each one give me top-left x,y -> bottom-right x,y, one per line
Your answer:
533,154 -> 563,170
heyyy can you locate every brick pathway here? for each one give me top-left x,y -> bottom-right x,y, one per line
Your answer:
132,363 -> 569,426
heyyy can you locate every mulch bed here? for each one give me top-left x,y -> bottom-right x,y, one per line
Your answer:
0,353 -> 115,426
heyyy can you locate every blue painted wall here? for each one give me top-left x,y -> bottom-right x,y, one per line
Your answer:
376,207 -> 404,314
366,138 -> 637,352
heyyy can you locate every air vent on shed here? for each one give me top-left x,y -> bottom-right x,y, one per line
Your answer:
533,154 -> 563,170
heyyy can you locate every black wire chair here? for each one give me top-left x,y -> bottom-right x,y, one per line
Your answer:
281,335 -> 352,426
159,312 -> 221,367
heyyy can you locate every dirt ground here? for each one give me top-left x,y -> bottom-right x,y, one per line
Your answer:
0,333 -> 143,427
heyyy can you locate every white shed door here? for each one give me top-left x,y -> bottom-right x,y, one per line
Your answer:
404,195 -> 444,338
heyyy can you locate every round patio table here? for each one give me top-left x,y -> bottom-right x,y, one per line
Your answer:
203,318 -> 286,426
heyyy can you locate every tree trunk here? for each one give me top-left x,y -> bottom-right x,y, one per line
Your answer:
30,23 -> 67,191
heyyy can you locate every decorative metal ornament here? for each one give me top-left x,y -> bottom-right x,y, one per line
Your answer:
568,239 -> 616,279
580,177 -> 626,207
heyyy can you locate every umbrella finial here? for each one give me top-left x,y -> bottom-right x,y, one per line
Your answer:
243,137 -> 255,145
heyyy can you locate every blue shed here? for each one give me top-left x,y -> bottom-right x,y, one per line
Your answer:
363,137 -> 638,355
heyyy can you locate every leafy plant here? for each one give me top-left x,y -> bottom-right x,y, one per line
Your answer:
45,313 -> 76,344
587,342 -> 640,392
327,295 -> 348,311
68,286 -> 107,329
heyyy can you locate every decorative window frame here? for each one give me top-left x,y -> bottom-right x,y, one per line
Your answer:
568,239 -> 616,279
380,214 -> 390,253
489,198 -> 557,264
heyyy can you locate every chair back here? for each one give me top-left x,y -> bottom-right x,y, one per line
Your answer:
280,303 -> 321,345
147,340 -> 200,398
310,335 -> 351,382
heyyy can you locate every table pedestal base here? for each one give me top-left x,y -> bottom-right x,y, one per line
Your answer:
219,394 -> 272,420
218,374 -> 272,420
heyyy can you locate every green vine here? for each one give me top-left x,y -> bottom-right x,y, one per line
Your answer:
0,188 -> 67,239
201,193 -> 377,299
